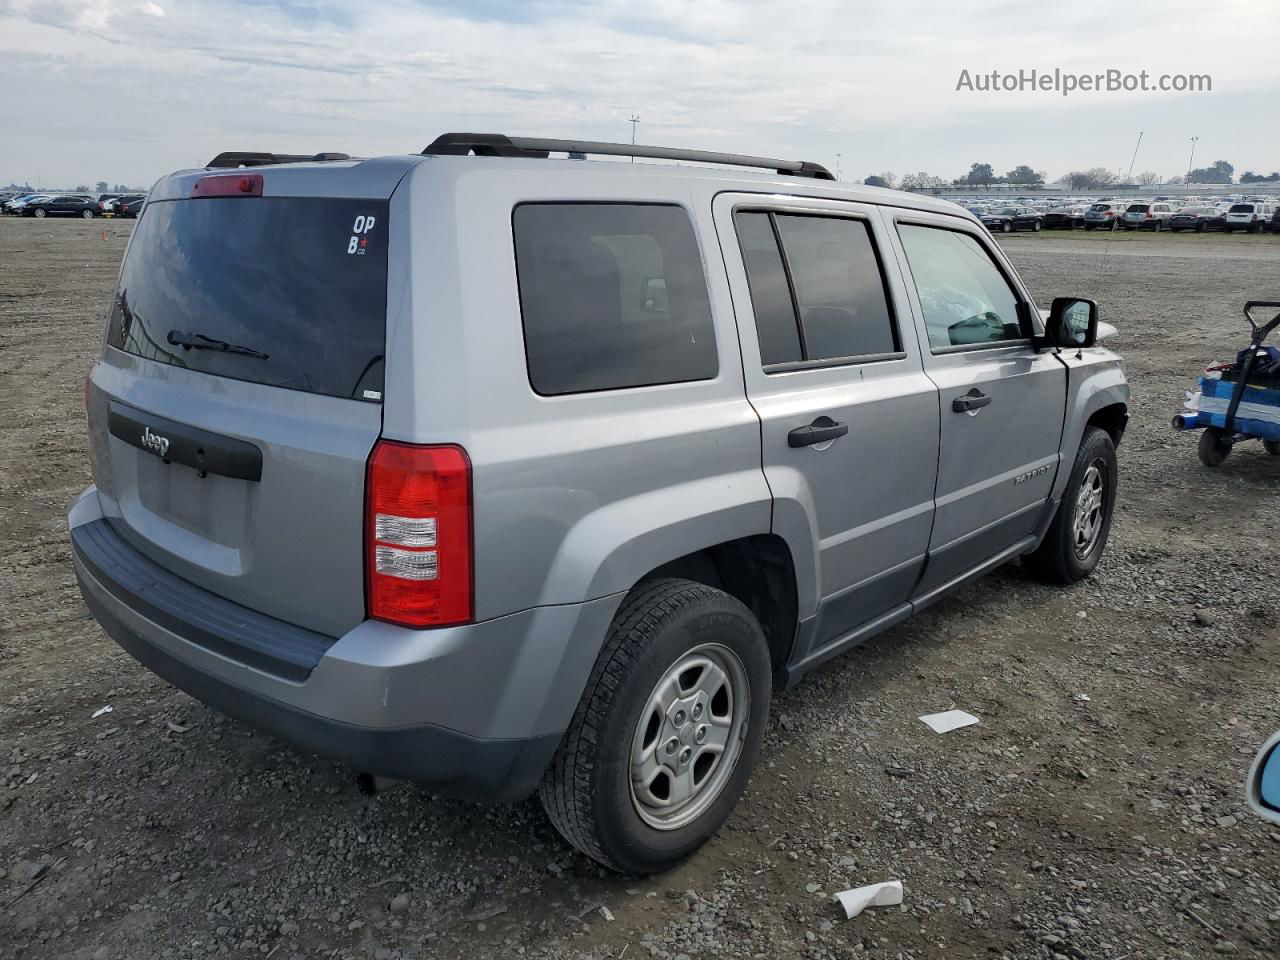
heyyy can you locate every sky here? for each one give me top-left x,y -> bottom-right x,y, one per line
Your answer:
2,0 -> 1278,189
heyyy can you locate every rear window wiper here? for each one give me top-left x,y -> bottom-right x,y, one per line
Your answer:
167,330 -> 269,360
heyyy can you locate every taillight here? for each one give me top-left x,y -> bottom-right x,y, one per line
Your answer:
365,440 -> 472,628
191,174 -> 263,198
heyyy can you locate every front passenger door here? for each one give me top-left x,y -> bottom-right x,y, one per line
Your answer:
887,214 -> 1067,596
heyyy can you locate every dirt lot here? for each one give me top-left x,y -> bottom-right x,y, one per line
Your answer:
2,219 -> 1279,960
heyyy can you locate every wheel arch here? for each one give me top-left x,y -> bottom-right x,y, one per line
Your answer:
645,534 -> 800,683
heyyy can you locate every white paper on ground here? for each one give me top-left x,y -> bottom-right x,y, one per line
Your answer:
91,705 -> 113,719
918,709 -> 980,733
833,880 -> 903,919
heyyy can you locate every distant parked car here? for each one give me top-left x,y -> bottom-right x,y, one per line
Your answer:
25,194 -> 100,218
980,205 -> 1043,233
1083,202 -> 1126,230
1223,202 -> 1275,233
1168,206 -> 1227,233
1044,204 -> 1085,229
115,196 -> 146,219
1269,208 -> 1280,234
5,194 -> 52,215
1121,202 -> 1175,231
106,194 -> 145,216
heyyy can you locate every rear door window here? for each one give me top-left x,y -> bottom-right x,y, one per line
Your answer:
108,197 -> 389,401
733,210 -> 899,368
512,203 -> 717,395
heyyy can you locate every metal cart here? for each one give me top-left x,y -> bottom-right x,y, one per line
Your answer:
1172,300 -> 1280,467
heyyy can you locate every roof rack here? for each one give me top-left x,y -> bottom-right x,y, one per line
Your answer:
421,133 -> 835,180
206,151 -> 352,169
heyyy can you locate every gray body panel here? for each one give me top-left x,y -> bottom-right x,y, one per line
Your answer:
71,152 -> 1128,797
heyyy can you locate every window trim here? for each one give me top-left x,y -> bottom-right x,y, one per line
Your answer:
510,199 -> 720,398
732,204 -> 906,373
893,215 -> 1036,355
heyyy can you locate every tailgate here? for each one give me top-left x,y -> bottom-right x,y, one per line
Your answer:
86,177 -> 396,637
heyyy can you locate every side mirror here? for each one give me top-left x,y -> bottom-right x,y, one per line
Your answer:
1247,732 -> 1280,825
1046,297 -> 1099,349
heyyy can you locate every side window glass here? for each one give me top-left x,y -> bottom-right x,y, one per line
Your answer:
773,215 -> 898,361
897,225 -> 1024,350
733,212 -> 802,365
513,203 -> 718,395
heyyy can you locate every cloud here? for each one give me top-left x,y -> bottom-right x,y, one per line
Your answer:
0,0 -> 1277,186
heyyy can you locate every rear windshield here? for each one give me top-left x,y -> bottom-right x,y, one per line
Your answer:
1229,204 -> 1254,213
1126,204 -> 1149,213
1089,204 -> 1112,211
107,197 -> 389,401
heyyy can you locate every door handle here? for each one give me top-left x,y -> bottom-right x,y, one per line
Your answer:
952,389 -> 992,413
788,417 -> 849,448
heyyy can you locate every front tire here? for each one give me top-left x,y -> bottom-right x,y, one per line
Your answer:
1263,439 -> 1280,456
1002,221 -> 1012,233
1033,219 -> 1042,232
33,208 -> 46,218
81,209 -> 94,219
539,578 -> 771,875
1024,427 -> 1118,584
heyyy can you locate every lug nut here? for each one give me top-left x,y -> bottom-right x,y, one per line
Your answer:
673,709 -> 686,727
665,738 -> 679,756
695,725 -> 707,744
679,747 -> 692,765
692,702 -> 703,719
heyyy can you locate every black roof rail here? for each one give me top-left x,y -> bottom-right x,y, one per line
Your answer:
421,133 -> 834,180
206,151 -> 353,169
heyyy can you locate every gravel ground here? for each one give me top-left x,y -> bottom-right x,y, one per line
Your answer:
2,218 -> 1279,960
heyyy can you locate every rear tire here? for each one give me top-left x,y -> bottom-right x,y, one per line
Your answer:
1024,427 -> 1117,584
81,209 -> 94,219
33,208 -> 46,218
539,578 -> 771,875
1033,219 -> 1042,232
1198,427 -> 1232,467
1262,439 -> 1280,456
1002,222 -> 1012,233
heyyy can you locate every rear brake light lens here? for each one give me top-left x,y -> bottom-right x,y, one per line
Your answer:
365,440 -> 472,628
191,174 -> 263,198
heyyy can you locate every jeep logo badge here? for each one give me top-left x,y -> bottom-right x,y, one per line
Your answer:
140,425 -> 170,458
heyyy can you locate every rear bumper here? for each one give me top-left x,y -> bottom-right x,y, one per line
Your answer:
69,486 -> 623,802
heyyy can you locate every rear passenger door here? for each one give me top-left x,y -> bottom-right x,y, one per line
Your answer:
714,194 -> 940,664
884,211 -> 1066,597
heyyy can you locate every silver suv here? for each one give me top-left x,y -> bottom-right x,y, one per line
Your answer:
70,134 -> 1129,874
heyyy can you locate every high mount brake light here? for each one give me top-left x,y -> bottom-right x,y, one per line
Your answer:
191,174 -> 263,198
365,440 -> 473,628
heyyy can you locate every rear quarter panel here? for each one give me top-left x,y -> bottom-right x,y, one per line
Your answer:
381,160 -> 772,620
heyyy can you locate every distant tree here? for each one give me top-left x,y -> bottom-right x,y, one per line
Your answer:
1004,165 -> 1043,185
1136,171 -> 1161,185
95,180 -> 109,193
863,175 -> 892,188
960,162 -> 998,186
1187,160 -> 1234,184
75,184 -> 89,192
1064,168 -> 1119,190
900,171 -> 947,191
1239,170 -> 1280,183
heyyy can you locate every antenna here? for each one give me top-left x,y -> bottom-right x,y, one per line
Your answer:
1125,131 -> 1143,184
629,114 -> 639,163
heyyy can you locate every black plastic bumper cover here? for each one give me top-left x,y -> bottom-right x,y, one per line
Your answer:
71,520 -> 559,802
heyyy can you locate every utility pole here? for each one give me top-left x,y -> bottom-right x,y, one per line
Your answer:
1186,136 -> 1199,184
629,114 -> 639,162
835,153 -> 842,182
